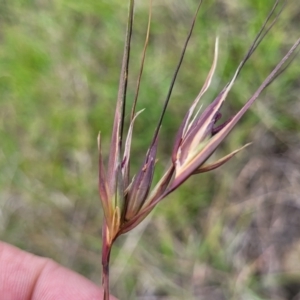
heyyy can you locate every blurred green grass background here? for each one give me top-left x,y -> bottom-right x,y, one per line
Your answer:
1,0 -> 300,299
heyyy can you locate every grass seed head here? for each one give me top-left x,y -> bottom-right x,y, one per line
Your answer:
99,0 -> 300,243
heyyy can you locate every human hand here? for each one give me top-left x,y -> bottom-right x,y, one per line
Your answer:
0,241 -> 117,300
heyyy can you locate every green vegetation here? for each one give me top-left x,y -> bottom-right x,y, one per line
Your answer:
1,1 -> 299,299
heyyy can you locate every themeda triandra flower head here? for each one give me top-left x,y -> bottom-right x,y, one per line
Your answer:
99,0 -> 299,297
99,0 -> 299,243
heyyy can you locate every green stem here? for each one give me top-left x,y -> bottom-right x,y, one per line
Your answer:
102,225 -> 112,300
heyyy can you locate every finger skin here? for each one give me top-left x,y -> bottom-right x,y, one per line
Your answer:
0,241 -> 117,300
